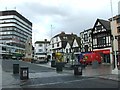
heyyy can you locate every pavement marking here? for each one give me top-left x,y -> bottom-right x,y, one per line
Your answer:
21,77 -> 97,87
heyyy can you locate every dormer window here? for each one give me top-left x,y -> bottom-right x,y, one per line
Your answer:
96,25 -> 102,30
39,44 -> 42,47
56,37 -> 58,41
63,36 -> 67,39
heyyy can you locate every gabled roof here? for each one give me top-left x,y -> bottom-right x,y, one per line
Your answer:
35,41 -> 50,44
76,37 -> 81,46
93,19 -> 110,31
72,37 -> 81,48
52,32 -> 78,48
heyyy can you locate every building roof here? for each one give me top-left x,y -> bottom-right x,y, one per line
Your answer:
35,40 -> 50,44
109,14 -> 120,21
0,10 -> 32,26
76,37 -> 81,46
99,19 -> 110,30
53,32 -> 77,48
93,19 -> 110,31
80,28 -> 92,34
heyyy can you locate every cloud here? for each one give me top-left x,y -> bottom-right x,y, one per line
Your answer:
0,0 -> 119,45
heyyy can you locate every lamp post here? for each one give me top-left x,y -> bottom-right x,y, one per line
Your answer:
51,25 -> 53,61
110,0 -> 118,74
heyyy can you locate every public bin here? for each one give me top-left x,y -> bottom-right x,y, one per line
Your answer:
56,62 -> 63,72
51,60 -> 56,67
13,64 -> 19,74
74,64 -> 82,75
20,67 -> 29,80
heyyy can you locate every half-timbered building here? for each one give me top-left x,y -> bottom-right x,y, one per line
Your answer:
92,19 -> 112,64
80,28 -> 92,53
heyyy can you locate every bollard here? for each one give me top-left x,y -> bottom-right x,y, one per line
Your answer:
74,65 -> 82,75
51,60 -> 56,67
20,67 -> 29,80
13,64 -> 19,74
56,62 -> 63,72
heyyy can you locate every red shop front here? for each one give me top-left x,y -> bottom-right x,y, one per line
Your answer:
93,49 -> 110,64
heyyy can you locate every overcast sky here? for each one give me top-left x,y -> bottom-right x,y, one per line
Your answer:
0,0 -> 119,45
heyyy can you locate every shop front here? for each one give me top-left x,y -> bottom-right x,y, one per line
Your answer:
93,49 -> 110,64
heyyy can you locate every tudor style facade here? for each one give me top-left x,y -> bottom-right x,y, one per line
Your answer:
64,36 -> 81,62
49,32 -> 77,61
50,32 -> 77,53
80,28 -> 92,53
92,19 -> 112,64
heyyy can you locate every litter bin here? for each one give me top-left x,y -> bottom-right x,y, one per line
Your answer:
74,64 -> 82,75
51,60 -> 56,67
56,62 -> 63,72
20,67 -> 29,80
13,64 -> 19,74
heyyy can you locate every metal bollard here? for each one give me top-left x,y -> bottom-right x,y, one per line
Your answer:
51,60 -> 56,67
56,62 -> 63,72
74,65 -> 82,75
13,64 -> 19,74
20,67 -> 29,80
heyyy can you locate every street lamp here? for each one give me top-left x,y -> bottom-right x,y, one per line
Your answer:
51,25 -> 53,61
110,0 -> 118,74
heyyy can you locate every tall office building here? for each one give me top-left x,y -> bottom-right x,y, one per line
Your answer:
0,10 -> 32,59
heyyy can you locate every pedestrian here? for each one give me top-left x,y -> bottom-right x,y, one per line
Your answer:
67,58 -> 69,63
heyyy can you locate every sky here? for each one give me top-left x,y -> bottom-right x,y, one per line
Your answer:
0,0 -> 119,45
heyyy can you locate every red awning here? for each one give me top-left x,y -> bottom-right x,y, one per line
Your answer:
93,49 -> 110,54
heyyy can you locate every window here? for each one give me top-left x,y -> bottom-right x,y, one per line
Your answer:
117,26 -> 120,33
39,44 -> 42,47
85,45 -> 88,52
56,37 -> 58,41
66,49 -> 68,53
117,18 -> 120,23
57,43 -> 59,47
39,49 -> 43,52
63,37 -> 67,39
69,49 -> 71,53
97,37 -> 106,46
52,44 -> 54,48
96,25 -> 102,30
84,34 -> 88,41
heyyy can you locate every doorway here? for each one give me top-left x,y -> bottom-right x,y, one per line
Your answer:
103,54 -> 110,63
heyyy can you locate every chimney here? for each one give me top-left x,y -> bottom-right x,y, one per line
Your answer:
61,31 -> 65,34
44,39 -> 47,41
71,32 -> 73,35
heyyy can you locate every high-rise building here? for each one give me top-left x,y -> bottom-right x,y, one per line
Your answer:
0,10 -> 32,59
